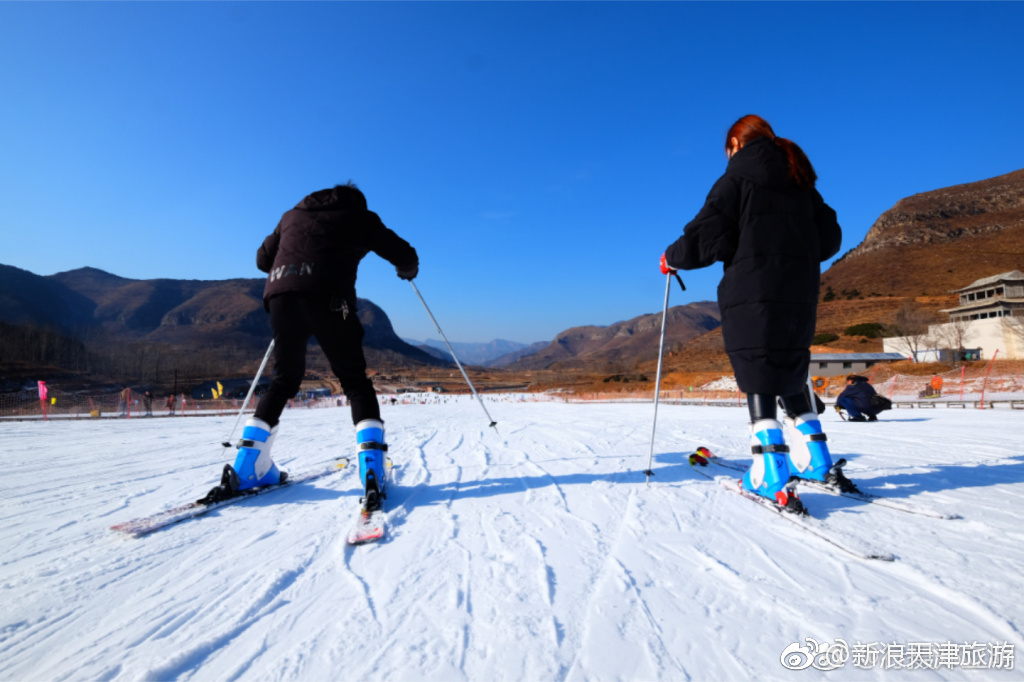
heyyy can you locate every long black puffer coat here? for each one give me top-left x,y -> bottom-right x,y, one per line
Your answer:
665,137 -> 842,396
257,187 -> 418,312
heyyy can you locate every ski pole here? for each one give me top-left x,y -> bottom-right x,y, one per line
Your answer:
644,272 -> 674,485
410,281 -> 498,431
221,339 -> 275,448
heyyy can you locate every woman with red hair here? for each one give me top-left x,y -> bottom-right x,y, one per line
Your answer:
661,115 -> 843,513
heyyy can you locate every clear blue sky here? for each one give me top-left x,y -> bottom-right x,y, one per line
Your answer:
2,2 -> 1022,345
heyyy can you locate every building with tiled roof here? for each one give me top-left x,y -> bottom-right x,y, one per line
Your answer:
941,270 -> 1024,322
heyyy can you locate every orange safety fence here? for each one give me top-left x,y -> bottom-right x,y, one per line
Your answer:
550,388 -> 749,405
0,387 -> 340,421
539,367 -> 1024,408
5,370 -> 1024,420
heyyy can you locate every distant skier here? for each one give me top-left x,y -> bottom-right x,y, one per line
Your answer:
118,387 -> 130,417
204,183 -> 418,510
661,114 -> 843,511
836,374 -> 880,422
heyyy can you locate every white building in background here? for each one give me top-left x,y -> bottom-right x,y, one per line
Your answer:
810,353 -> 906,377
883,271 -> 1024,361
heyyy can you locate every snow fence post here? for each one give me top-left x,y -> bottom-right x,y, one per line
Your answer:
978,349 -> 999,409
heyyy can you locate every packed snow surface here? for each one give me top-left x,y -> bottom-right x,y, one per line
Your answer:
2,397 -> 1023,681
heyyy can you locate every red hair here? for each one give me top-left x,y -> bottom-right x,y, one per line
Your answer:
726,114 -> 817,189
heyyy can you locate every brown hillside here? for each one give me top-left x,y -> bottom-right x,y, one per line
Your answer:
811,295 -> 955,352
654,327 -> 730,376
822,168 -> 1024,298
508,302 -> 720,371
0,266 -> 448,380
639,296 -> 956,379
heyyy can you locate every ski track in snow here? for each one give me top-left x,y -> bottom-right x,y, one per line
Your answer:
2,399 -> 1023,680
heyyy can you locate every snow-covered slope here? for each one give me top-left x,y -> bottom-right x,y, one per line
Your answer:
2,399 -> 1021,680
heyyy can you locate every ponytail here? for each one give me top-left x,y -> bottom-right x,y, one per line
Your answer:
772,137 -> 817,189
726,115 -> 817,189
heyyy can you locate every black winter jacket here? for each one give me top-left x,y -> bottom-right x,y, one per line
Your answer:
837,377 -> 878,416
257,187 -> 418,311
665,137 -> 842,395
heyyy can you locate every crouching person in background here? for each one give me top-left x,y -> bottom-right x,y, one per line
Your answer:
836,375 -> 880,422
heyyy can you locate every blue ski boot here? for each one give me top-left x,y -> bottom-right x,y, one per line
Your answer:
741,419 -> 804,512
201,417 -> 286,503
785,412 -> 858,493
356,419 -> 387,512
232,417 -> 286,491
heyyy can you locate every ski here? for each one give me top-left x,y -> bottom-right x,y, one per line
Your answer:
718,477 -> 896,561
693,447 -> 959,520
111,457 -> 350,537
686,456 -> 894,561
796,478 -> 962,520
347,509 -> 386,545
346,457 -> 393,545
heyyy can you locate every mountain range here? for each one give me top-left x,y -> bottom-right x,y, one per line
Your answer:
0,265 -> 444,369
0,262 -> 720,379
403,338 -> 548,367
507,302 -> 721,371
3,165 -> 1021,384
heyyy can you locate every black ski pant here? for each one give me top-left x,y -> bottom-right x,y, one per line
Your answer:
255,293 -> 380,428
747,389 -> 814,423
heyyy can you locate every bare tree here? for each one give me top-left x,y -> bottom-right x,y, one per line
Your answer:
886,300 -> 936,361
931,316 -> 975,367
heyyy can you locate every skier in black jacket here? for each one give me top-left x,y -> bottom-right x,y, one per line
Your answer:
206,183 -> 417,510
662,115 -> 844,510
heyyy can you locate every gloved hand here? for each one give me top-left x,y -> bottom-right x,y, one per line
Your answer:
396,263 -> 418,281
660,253 -> 676,275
